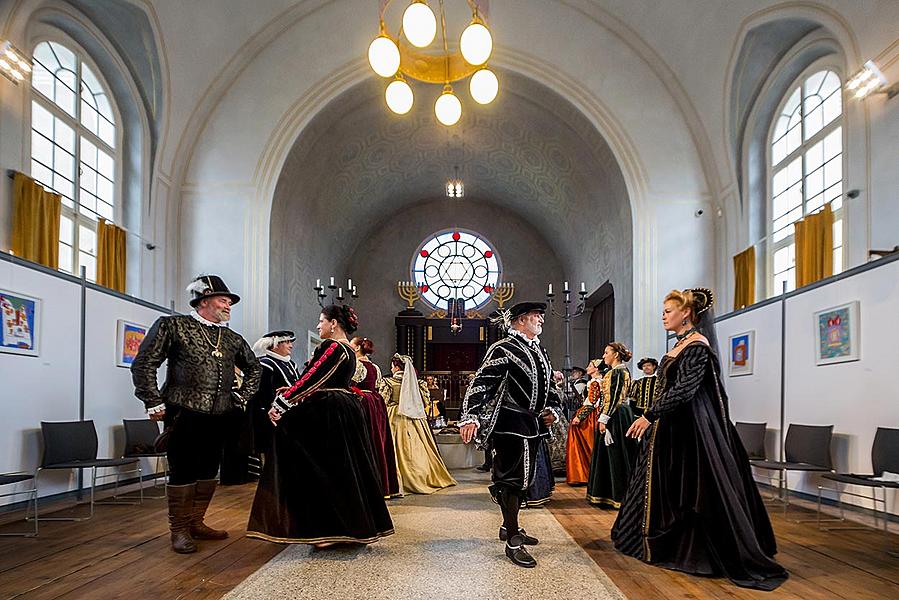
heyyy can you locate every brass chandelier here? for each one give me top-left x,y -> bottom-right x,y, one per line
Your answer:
367,0 -> 498,126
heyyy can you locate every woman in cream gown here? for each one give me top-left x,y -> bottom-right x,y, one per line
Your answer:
377,354 -> 456,494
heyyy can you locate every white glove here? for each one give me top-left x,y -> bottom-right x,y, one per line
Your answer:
604,429 -> 614,446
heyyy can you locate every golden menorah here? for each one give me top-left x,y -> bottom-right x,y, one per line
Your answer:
396,281 -> 421,309
490,282 -> 515,308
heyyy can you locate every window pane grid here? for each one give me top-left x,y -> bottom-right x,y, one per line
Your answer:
769,70 -> 844,298
29,41 -> 118,283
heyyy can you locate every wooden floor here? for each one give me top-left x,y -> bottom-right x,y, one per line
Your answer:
0,478 -> 896,599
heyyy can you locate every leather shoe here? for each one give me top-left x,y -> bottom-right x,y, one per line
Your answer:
505,538 -> 537,568
499,526 -> 538,545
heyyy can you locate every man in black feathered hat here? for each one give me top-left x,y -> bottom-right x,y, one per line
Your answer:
627,356 -> 659,417
459,301 -> 561,568
131,274 -> 261,554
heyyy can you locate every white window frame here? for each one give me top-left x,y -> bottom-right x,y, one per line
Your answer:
27,32 -> 123,282
765,63 -> 846,298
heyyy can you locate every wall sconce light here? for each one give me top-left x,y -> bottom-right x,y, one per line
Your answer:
846,60 -> 897,100
0,41 -> 31,84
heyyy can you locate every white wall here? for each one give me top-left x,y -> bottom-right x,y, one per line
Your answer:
716,256 -> 899,515
0,256 -> 171,506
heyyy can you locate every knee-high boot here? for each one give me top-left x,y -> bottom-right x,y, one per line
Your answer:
190,479 -> 229,540
167,483 -> 198,554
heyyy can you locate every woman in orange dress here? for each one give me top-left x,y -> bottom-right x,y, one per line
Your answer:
565,359 -> 603,485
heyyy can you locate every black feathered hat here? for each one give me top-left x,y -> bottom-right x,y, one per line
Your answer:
186,275 -> 240,308
252,330 -> 296,355
508,301 -> 546,320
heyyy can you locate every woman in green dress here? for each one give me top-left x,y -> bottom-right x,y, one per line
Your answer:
586,341 -> 637,508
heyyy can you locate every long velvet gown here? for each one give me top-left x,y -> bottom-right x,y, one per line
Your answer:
246,340 -> 394,544
379,374 -> 456,495
356,359 -> 401,498
566,378 -> 600,485
525,439 -> 555,506
611,342 -> 788,591
586,365 -> 638,508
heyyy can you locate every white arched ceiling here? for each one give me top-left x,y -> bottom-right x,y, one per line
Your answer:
174,0 -> 716,361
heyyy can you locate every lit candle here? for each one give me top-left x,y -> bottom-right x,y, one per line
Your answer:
315,278 -> 321,288
580,282 -> 586,293
329,276 -> 335,286
547,283 -> 553,295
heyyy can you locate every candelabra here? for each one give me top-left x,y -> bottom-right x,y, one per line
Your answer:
546,280 -> 587,389
489,282 -> 515,309
396,280 -> 422,312
313,276 -> 358,308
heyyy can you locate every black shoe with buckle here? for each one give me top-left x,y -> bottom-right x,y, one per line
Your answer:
499,526 -> 539,545
505,536 -> 537,568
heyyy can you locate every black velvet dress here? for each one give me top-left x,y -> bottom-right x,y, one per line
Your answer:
611,342 -> 788,591
246,340 -> 394,544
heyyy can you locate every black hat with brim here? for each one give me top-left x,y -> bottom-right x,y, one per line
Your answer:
508,301 -> 547,320
637,357 -> 659,369
264,330 -> 296,342
187,275 -> 241,308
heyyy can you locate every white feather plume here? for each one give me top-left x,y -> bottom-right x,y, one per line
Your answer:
186,278 -> 209,295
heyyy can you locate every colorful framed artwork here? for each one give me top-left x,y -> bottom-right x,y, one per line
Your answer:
0,289 -> 40,356
728,331 -> 754,376
116,320 -> 147,367
814,301 -> 860,366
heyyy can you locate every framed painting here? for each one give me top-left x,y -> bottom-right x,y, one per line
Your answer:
814,301 -> 860,366
0,289 -> 40,356
116,320 -> 147,367
307,329 -> 323,361
728,331 -> 754,376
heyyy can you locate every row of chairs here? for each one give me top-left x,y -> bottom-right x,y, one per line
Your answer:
735,422 -> 898,555
0,419 -> 168,537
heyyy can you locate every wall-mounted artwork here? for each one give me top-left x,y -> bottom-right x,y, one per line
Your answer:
0,289 -> 40,356
116,320 -> 147,367
814,301 -> 860,366
728,331 -> 754,376
307,330 -> 323,361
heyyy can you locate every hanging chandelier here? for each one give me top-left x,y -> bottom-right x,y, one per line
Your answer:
368,1 -> 498,126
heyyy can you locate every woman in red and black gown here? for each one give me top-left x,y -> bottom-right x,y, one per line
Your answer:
350,336 -> 401,498
246,305 -> 393,546
612,289 -> 787,590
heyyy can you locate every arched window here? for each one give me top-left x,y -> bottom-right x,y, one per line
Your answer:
412,229 -> 501,310
768,69 -> 843,296
29,39 -> 119,281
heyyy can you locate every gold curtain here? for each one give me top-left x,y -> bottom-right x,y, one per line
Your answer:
733,245 -> 756,310
11,172 -> 61,268
794,203 -> 834,288
96,218 -> 127,292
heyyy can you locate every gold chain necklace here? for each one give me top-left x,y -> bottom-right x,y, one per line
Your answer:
197,324 -> 224,358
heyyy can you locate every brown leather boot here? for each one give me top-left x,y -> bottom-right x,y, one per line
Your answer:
190,479 -> 228,540
167,484 -> 198,553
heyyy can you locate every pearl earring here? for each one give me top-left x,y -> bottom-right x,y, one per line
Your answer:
681,318 -> 688,326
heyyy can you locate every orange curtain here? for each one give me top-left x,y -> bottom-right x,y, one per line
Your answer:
794,204 -> 834,288
733,246 -> 756,310
11,172 -> 61,268
96,218 -> 127,293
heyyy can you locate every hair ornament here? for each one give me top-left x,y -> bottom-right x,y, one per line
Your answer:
689,287 -> 715,315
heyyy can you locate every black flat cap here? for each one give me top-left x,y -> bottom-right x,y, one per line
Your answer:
509,302 -> 547,319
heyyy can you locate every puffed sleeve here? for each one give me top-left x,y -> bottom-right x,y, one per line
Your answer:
130,316 -> 172,412
458,342 -> 508,428
575,380 -> 600,420
599,368 -> 629,423
271,341 -> 347,414
418,378 -> 431,408
643,345 -> 709,422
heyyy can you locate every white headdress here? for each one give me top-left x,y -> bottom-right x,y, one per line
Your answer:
398,356 -> 426,419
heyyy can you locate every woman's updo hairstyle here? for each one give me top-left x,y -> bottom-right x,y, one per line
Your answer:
664,288 -> 714,326
350,336 -> 374,355
607,341 -> 633,363
321,304 -> 359,335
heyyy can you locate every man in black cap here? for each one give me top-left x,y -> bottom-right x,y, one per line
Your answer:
459,301 -> 561,568
131,274 -> 261,554
627,357 -> 659,417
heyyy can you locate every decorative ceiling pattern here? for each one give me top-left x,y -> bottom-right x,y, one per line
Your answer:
270,70 -> 633,340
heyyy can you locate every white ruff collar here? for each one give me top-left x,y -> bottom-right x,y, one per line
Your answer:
190,310 -> 227,327
509,328 -> 539,348
265,350 -> 292,362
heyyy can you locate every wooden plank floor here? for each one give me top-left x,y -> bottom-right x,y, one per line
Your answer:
0,478 -> 896,599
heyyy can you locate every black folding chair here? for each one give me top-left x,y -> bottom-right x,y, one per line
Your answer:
32,420 -> 142,522
817,427 -> 899,556
122,419 -> 167,499
751,424 -> 834,520
735,421 -> 767,460
0,472 -> 38,536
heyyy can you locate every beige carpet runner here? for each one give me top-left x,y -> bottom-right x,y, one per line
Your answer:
225,470 -> 625,600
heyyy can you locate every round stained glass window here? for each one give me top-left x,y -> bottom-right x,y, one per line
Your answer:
412,229 -> 501,310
